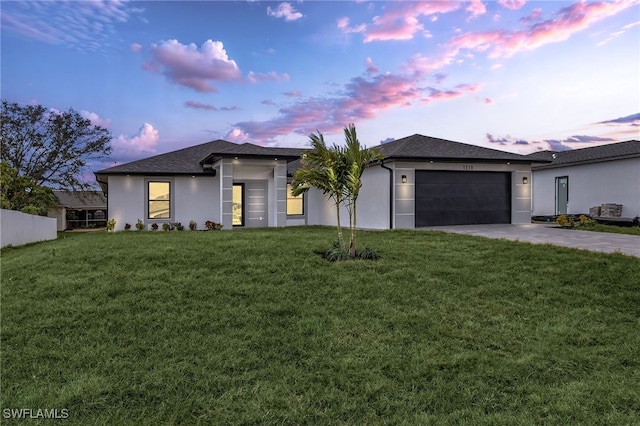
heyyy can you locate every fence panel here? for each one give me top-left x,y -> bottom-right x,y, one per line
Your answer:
1,209 -> 57,248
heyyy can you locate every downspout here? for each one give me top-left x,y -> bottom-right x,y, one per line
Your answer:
380,159 -> 393,229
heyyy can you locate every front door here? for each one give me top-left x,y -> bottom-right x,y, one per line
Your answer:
556,176 -> 568,215
236,181 -> 267,228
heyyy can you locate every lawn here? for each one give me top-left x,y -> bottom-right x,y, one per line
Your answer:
1,227 -> 639,425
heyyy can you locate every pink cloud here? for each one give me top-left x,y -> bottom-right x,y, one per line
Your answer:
225,128 -> 250,143
184,101 -> 239,111
283,91 -> 302,98
365,57 -> 379,74
448,0 -> 638,59
130,42 -> 142,53
262,99 -> 276,106
520,8 -> 543,24
247,71 -> 290,83
466,0 -> 487,20
423,83 -> 483,103
498,0 -> 527,10
361,1 -> 462,42
337,17 -> 366,34
267,2 -> 303,22
111,123 -> 160,161
231,71 -> 481,143
484,97 -> 494,104
143,39 -> 242,92
184,101 -> 217,111
80,110 -> 111,129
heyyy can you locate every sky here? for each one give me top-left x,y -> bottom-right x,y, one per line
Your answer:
2,0 -> 639,172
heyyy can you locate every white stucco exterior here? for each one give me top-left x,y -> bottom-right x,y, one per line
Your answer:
532,157 -> 640,218
304,160 -> 532,229
106,158 -> 291,231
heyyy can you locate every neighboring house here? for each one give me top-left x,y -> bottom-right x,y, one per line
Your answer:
48,191 -> 108,231
94,135 -> 541,231
529,140 -> 640,218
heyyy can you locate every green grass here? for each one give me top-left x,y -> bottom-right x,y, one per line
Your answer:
2,227 -> 639,425
580,224 -> 640,236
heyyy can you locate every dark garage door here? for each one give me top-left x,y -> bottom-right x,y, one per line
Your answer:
415,171 -> 511,226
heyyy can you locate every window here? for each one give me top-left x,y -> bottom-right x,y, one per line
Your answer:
287,183 -> 304,215
148,181 -> 171,219
232,183 -> 244,226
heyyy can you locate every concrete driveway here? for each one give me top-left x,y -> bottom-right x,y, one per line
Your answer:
420,224 -> 640,258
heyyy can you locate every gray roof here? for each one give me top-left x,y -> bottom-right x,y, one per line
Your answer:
54,191 -> 106,208
530,140 -> 640,170
95,140 -> 303,178
95,140 -> 238,176
378,134 -> 536,163
95,134 -> 543,183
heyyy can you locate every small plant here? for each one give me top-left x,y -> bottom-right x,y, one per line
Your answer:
189,220 -> 197,231
124,223 -> 132,231
557,215 -> 569,228
162,222 -> 171,231
205,220 -> 223,230
151,222 -> 159,231
175,222 -> 184,231
136,219 -> 145,231
579,214 -> 593,227
106,218 -> 116,231
357,247 -> 380,260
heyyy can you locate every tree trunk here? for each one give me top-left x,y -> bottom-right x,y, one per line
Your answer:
349,200 -> 357,258
335,200 -> 345,251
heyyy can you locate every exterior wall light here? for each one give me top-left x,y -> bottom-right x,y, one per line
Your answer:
522,177 -> 528,184
401,175 -> 407,183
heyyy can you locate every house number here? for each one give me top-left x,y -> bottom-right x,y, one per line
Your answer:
463,165 -> 474,170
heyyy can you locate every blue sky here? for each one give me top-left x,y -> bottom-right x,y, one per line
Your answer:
2,0 -> 639,170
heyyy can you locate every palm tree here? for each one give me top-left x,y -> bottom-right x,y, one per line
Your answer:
342,124 -> 383,258
291,131 -> 347,251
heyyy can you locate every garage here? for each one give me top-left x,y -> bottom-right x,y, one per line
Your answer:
415,171 -> 511,226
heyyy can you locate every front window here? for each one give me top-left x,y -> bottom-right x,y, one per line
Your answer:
287,183 -> 304,215
148,181 -> 171,219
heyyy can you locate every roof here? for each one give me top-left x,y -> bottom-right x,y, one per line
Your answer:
95,140 -> 303,178
95,134 -> 544,182
54,191 -> 106,208
199,142 -> 302,164
378,134 -> 537,163
530,140 -> 640,170
95,139 -> 238,176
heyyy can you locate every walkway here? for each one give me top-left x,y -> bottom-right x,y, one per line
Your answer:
420,224 -> 640,258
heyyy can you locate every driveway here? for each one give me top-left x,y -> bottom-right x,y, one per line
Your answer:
420,224 -> 640,258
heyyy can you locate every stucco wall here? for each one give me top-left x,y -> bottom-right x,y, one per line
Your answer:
306,166 -> 390,230
1,209 -> 57,248
108,175 -> 219,230
532,158 -> 640,217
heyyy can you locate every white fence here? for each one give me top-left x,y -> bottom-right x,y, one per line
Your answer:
1,209 -> 57,248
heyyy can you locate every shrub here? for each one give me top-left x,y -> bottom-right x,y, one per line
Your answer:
151,223 -> 158,231
205,220 -> 223,231
579,214 -> 593,227
135,219 -> 144,231
357,247 -> 380,260
106,218 -> 116,231
557,215 -> 569,228
124,223 -> 132,231
175,222 -> 184,231
162,223 -> 171,231
189,220 -> 197,231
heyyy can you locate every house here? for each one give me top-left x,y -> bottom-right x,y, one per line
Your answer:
48,191 -> 108,231
529,140 -> 640,219
94,135 -> 541,231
